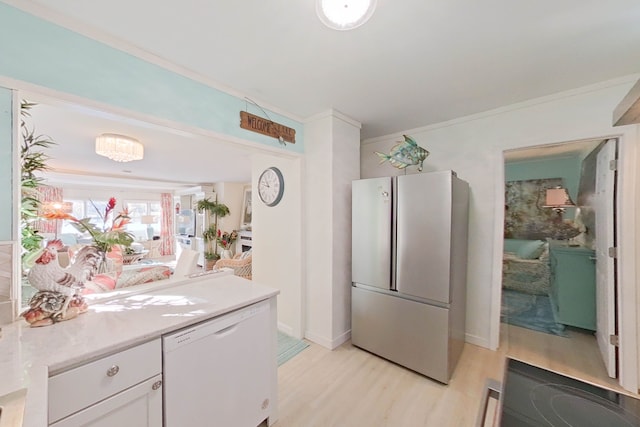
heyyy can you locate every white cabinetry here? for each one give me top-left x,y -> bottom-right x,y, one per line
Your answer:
48,339 -> 162,427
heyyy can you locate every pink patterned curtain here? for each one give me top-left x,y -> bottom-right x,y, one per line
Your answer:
160,193 -> 175,256
35,185 -> 63,234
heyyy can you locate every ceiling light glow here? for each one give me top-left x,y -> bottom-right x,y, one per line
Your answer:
316,0 -> 377,30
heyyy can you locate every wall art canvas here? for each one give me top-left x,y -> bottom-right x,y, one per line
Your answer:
504,178 -> 579,240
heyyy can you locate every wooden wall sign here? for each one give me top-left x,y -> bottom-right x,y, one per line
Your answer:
240,111 -> 296,144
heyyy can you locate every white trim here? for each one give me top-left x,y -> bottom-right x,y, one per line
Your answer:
616,129 -> 639,393
465,333 -> 490,349
305,109 -> 362,129
362,74 -> 640,145
1,0 -> 304,124
277,321 -> 294,338
0,76 -> 303,162
489,150 -> 506,351
11,90 -> 20,320
304,329 -> 351,350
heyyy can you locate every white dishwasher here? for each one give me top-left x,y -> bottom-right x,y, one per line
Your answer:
163,299 -> 272,427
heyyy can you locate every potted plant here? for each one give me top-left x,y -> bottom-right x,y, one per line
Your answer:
202,225 -> 220,270
196,198 -> 230,259
20,101 -> 56,268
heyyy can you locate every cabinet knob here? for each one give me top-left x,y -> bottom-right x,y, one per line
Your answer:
106,365 -> 120,377
152,380 -> 163,390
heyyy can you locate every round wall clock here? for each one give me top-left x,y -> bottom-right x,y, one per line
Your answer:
258,167 -> 284,207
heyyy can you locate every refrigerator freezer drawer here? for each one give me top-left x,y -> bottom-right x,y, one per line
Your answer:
351,286 -> 451,384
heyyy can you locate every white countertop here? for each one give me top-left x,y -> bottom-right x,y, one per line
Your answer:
0,272 -> 279,427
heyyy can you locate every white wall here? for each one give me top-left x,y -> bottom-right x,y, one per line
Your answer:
361,77 -> 640,361
252,154 -> 303,337
304,110 -> 361,348
214,181 -> 246,236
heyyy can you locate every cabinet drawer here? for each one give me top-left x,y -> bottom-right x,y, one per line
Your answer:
49,339 -> 161,424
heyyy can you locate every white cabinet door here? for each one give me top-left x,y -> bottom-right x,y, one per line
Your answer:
50,374 -> 163,427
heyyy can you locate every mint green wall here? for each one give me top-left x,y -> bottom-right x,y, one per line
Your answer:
0,88 -> 12,241
0,1 -> 305,243
505,156 -> 582,202
0,2 -> 303,153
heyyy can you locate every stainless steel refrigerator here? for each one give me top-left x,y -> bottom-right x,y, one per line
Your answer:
351,170 -> 469,384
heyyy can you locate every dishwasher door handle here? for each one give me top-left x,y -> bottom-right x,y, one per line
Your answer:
214,323 -> 239,337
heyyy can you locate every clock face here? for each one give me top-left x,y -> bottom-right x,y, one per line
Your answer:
258,167 -> 284,207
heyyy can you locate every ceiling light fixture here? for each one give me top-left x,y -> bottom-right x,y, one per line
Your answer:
95,133 -> 144,162
316,0 -> 377,31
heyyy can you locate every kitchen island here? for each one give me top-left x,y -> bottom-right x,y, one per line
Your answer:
0,272 -> 279,427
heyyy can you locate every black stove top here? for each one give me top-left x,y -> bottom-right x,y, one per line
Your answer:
500,359 -> 640,426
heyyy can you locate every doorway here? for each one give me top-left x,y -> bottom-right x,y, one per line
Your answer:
500,138 -> 619,388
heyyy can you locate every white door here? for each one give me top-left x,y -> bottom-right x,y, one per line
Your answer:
595,139 -> 617,378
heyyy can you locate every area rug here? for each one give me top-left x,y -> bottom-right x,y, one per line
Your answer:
501,289 -> 568,337
277,331 -> 309,366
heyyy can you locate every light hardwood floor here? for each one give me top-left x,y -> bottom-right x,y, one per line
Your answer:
275,324 -> 636,426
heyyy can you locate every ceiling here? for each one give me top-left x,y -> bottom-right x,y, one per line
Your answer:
10,0 -> 640,188
24,94 -> 255,190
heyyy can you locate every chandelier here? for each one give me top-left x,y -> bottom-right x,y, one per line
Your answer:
316,0 -> 377,31
95,133 -> 144,162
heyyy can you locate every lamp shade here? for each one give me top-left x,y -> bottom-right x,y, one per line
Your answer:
140,215 -> 156,225
95,133 -> 144,162
316,0 -> 377,30
41,201 -> 73,215
543,187 -> 575,208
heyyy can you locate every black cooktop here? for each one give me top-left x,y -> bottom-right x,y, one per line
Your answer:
500,359 -> 640,426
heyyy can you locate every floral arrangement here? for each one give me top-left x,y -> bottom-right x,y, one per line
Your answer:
216,230 -> 238,250
43,197 -> 134,253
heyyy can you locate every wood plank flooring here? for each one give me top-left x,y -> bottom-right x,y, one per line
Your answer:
275,324 -> 637,426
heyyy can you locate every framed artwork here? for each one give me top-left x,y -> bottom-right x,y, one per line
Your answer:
241,187 -> 252,229
504,178 -> 579,240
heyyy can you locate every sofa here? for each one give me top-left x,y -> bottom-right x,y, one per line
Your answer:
502,239 -> 550,295
63,244 -> 172,294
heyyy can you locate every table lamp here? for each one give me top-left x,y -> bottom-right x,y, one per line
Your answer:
141,215 -> 156,240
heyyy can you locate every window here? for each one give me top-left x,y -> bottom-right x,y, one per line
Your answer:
126,201 -> 162,241
58,199 -> 162,243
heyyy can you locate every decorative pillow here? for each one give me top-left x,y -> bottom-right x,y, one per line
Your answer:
82,273 -> 118,294
116,266 -> 172,288
239,249 -> 252,260
516,240 -> 546,260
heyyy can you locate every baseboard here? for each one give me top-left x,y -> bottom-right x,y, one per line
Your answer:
465,332 -> 491,350
277,322 -> 294,337
304,329 -> 351,350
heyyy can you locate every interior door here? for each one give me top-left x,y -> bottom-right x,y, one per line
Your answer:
595,139 -> 617,378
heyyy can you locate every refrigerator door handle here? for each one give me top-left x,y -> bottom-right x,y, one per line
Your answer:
390,177 -> 398,291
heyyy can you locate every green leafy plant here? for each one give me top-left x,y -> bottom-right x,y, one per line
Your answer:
44,197 -> 134,253
202,225 -> 218,256
20,101 -> 56,261
196,198 -> 230,256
